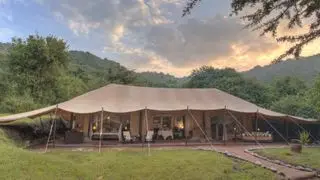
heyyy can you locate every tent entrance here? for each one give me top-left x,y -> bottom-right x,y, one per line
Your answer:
210,116 -> 224,141
173,115 -> 185,139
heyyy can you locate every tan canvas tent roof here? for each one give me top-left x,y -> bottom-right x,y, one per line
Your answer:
0,84 -> 317,123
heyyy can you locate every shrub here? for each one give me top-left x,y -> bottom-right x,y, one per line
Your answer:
299,131 -> 310,145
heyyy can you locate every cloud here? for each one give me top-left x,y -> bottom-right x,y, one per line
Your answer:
36,0 -> 319,76
144,16 -> 279,67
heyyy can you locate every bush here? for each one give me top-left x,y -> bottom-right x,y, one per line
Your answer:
299,131 -> 310,145
0,93 -> 43,113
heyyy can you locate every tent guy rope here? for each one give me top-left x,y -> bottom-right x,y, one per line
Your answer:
287,116 -> 320,142
226,109 -> 265,149
187,106 -> 216,150
44,104 -> 58,153
257,113 -> 290,145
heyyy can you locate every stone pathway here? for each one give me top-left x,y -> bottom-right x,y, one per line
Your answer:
195,144 -> 318,180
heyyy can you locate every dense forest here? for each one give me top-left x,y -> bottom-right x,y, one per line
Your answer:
0,35 -> 319,120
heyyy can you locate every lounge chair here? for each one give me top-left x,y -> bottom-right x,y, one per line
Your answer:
122,131 -> 132,143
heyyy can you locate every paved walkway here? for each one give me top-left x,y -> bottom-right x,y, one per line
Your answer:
199,144 -> 317,180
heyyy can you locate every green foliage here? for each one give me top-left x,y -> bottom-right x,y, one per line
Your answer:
271,76 -> 306,98
308,76 -> 320,113
53,75 -> 88,103
299,131 -> 310,145
8,35 -> 70,104
0,92 -> 42,113
185,66 -> 272,107
270,95 -> 318,118
0,35 -> 140,113
133,72 -> 188,88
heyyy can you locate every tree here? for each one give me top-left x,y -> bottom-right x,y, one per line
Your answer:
271,76 -> 307,99
183,0 -> 320,62
8,34 -> 70,104
185,66 -> 272,107
308,75 -> 320,113
270,95 -> 317,118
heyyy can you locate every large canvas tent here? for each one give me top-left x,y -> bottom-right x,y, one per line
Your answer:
1,84 -> 319,149
0,84 -> 316,123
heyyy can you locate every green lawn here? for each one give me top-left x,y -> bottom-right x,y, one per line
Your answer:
255,148 -> 320,170
0,129 -> 276,180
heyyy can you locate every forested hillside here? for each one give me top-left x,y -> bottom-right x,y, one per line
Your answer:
244,55 -> 320,84
0,37 -> 319,120
134,72 -> 188,88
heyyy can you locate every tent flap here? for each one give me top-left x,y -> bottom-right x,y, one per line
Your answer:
0,106 -> 56,123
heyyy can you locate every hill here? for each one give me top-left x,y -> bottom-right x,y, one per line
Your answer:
69,50 -> 121,72
243,55 -> 320,84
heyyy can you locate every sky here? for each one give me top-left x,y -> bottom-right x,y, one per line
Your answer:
0,0 -> 319,77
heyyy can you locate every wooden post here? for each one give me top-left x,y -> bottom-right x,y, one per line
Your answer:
99,108 -> 104,153
139,110 -> 142,141
145,107 -> 150,156
53,116 -> 56,148
202,111 -> 206,136
185,110 -> 188,146
285,119 -> 289,141
255,110 -> 258,144
223,106 -> 227,145
216,124 -> 219,141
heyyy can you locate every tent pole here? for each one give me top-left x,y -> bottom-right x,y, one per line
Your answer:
226,109 -> 265,149
99,108 -> 104,153
223,106 -> 227,145
145,107 -> 150,156
52,105 -> 58,148
202,111 -> 206,136
187,106 -> 215,150
285,119 -> 289,141
255,110 -> 258,144
44,105 -> 58,153
257,113 -> 290,145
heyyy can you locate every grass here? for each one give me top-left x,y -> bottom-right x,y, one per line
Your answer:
255,147 -> 320,170
0,129 -> 276,180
